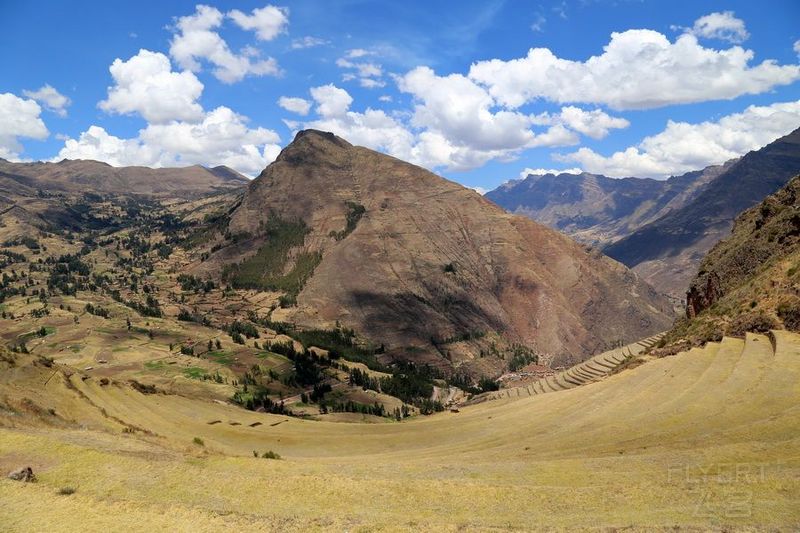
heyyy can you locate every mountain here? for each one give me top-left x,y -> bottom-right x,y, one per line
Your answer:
486,165 -> 728,247
0,158 -> 249,196
657,173 -> 800,354
197,130 -> 672,372
604,127 -> 800,299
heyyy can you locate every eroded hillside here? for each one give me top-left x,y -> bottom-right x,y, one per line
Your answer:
193,130 -> 672,372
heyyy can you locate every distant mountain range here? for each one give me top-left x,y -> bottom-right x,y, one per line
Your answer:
486,127 -> 800,300
0,158 -> 249,197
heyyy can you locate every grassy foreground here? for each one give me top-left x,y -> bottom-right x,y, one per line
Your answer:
1,332 -> 799,531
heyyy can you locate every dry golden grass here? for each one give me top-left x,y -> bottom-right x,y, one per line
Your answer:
1,332 -> 799,530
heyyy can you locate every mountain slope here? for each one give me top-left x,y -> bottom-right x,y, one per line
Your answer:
0,158 -> 249,196
485,164 -> 728,247
658,173 -> 800,352
202,130 -> 672,372
604,127 -> 800,298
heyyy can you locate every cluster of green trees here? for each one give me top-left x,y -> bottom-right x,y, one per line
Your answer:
329,201 -> 366,241
232,386 -> 292,415
123,294 -> 162,318
2,236 -> 40,251
228,320 -> 259,345
508,344 -> 539,371
431,329 -> 485,346
0,250 -> 27,268
84,302 -> 110,319
320,400 -> 385,417
223,217 -> 322,302
177,274 -> 215,293
46,254 -> 91,296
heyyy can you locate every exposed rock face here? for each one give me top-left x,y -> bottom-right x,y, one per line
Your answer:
685,272 -> 722,318
217,130 -> 673,372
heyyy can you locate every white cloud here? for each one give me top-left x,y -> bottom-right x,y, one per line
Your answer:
794,39 -> 800,57
278,96 -> 311,115
56,107 -> 281,176
169,4 -> 280,83
559,99 -> 800,178
519,167 -> 582,178
56,126 -> 159,167
468,30 -> 800,110
345,49 -> 372,58
0,93 -> 49,160
470,186 -> 488,195
399,66 -> 536,153
298,82 -> 567,172
359,78 -> 386,89
310,84 -> 353,117
685,11 -> 749,44
99,49 -> 204,124
378,95 -> 393,103
532,106 -> 629,139
336,53 -> 385,89
290,36 -> 328,49
227,5 -> 289,41
22,84 -> 71,117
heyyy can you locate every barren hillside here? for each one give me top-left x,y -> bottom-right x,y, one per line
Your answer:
197,130 -> 672,371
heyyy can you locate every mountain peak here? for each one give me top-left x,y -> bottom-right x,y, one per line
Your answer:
293,129 -> 350,145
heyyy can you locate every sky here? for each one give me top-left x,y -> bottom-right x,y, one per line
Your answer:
1,0 -> 800,192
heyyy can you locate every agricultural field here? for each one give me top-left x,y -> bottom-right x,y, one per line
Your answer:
1,331 -> 798,530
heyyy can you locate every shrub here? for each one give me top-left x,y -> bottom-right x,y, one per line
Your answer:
478,376 -> 500,392
261,450 -> 281,459
193,437 -> 205,446
57,487 -> 76,495
726,311 -> 778,337
777,297 -> 800,332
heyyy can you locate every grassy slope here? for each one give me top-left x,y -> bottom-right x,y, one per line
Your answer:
660,174 -> 800,351
1,331 -> 799,530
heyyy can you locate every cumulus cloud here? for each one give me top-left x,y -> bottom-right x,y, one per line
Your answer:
55,126 -> 159,167
169,4 -> 280,83
310,84 -> 353,117
0,93 -> 49,160
795,39 -> 800,57
278,96 -> 311,115
468,30 -> 800,110
22,84 -> 71,117
57,107 -> 281,176
559,99 -> 800,178
228,5 -> 289,41
532,106 -> 629,139
684,11 -> 749,43
399,67 -> 536,152
99,49 -> 204,124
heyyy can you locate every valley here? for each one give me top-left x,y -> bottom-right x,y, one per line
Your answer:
1,130 -> 799,531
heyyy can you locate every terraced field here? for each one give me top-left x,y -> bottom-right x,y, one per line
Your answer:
1,331 -> 799,530
486,334 -> 665,401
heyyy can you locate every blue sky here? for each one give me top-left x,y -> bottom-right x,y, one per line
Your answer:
1,0 -> 799,191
